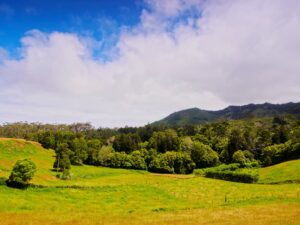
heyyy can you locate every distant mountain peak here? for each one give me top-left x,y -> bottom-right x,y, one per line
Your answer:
152,102 -> 300,126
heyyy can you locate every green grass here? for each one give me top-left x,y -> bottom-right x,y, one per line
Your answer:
0,138 -> 300,224
258,160 -> 300,184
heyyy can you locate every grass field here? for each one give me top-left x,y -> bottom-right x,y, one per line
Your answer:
0,138 -> 300,224
259,160 -> 300,184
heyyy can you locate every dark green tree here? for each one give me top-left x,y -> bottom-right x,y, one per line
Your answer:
148,129 -> 180,153
7,159 -> 36,188
113,133 -> 141,153
227,129 -> 247,160
85,139 -> 103,165
53,143 -> 73,171
70,137 -> 88,165
37,131 -> 55,149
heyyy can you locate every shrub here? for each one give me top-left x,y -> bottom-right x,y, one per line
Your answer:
109,152 -> 132,169
130,151 -> 147,170
148,156 -> 174,174
205,170 -> 259,183
6,159 -> 36,188
60,169 -> 72,180
194,163 -> 259,183
148,151 -> 195,174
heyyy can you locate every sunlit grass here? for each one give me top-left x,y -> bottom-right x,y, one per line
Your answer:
259,160 -> 300,184
0,138 -> 300,224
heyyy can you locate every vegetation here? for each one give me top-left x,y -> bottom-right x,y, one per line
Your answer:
195,162 -> 260,183
258,159 -> 300,184
6,159 -> 36,188
0,138 -> 299,224
0,115 -> 299,176
0,109 -> 299,224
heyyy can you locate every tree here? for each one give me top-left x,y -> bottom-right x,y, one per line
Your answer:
53,143 -> 73,171
272,125 -> 288,144
70,137 -> 88,165
173,152 -> 195,174
227,129 -> 247,160
7,159 -> 36,188
232,150 -> 248,164
37,131 -> 55,149
130,150 -> 147,170
85,139 -> 103,165
113,133 -> 141,153
148,129 -> 180,153
191,142 -> 220,168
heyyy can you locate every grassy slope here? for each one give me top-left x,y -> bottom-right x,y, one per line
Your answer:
0,138 -> 56,184
0,138 -> 300,225
259,159 -> 300,184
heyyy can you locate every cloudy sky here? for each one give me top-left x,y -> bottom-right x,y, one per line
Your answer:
0,0 -> 300,127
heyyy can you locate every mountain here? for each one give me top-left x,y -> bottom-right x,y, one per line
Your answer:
153,102 -> 300,126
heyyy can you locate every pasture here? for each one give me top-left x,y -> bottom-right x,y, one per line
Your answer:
0,138 -> 299,224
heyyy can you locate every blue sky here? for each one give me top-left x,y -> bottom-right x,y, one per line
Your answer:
0,0 -> 299,127
0,0 -> 142,57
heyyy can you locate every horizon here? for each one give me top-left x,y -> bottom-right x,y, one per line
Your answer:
1,101 -> 298,128
1,0 -> 300,127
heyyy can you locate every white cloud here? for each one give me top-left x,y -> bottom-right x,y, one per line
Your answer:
0,0 -> 300,127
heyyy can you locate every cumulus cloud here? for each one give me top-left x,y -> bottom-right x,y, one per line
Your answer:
0,0 -> 300,127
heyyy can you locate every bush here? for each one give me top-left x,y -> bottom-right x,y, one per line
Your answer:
148,156 -> 174,174
205,170 -> 259,183
232,150 -> 248,164
130,151 -> 147,170
109,152 -> 132,169
148,151 -> 195,174
6,159 -> 36,188
61,169 -> 72,180
194,163 -> 259,183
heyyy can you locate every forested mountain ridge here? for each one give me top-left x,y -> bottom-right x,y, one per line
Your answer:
153,102 -> 300,126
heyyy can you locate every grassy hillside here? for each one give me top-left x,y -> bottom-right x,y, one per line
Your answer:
259,160 -> 300,184
0,138 -> 300,224
0,138 -> 56,184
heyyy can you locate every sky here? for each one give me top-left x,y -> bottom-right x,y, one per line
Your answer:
0,0 -> 300,127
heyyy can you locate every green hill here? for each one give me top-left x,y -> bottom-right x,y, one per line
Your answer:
259,160 -> 300,184
0,138 -> 56,183
153,102 -> 300,126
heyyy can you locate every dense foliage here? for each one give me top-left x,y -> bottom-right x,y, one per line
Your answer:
195,162 -> 260,183
6,159 -> 36,188
0,116 -> 300,175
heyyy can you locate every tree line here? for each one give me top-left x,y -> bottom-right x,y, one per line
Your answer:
1,116 -> 300,175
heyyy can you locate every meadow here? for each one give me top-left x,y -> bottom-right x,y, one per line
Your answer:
0,138 -> 300,224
